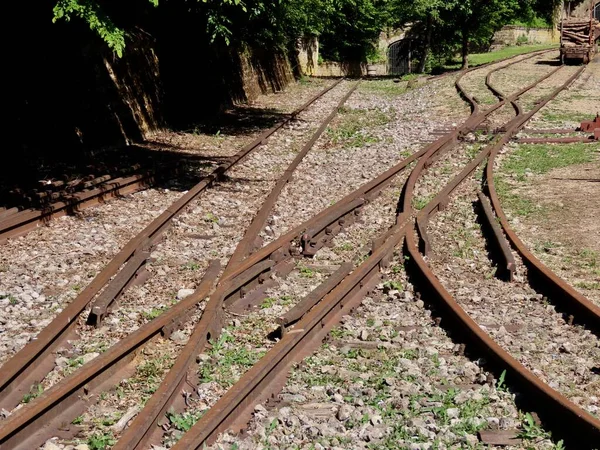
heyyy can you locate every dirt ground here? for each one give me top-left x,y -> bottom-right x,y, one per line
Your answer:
499,59 -> 600,303
520,161 -> 600,253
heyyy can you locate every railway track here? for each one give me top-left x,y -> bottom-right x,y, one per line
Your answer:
0,80 -> 345,244
406,65 -> 599,446
1,50 -> 597,449
0,153 -> 184,243
0,79 -> 345,403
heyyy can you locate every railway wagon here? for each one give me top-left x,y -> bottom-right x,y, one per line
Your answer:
560,0 -> 600,63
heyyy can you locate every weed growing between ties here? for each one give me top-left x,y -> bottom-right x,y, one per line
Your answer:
413,194 -> 434,211
87,432 -> 116,450
288,341 -> 518,448
359,79 -> 415,97
198,330 -> 266,389
326,106 -> 394,149
22,383 -> 44,404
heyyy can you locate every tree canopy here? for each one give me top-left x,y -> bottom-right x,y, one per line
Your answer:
52,0 -> 563,68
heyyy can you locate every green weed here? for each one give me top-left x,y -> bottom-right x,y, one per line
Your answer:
72,415 -> 84,424
494,177 -> 542,217
299,266 -> 315,278
261,297 -> 276,309
133,356 -> 171,395
360,81 -> 408,97
182,261 -> 201,271
22,383 -> 44,404
66,357 -> 85,371
502,143 -> 596,181
575,281 -> 600,290
327,107 -> 393,148
413,195 -> 433,211
204,212 -> 219,223
143,306 -> 166,320
450,226 -> 478,259
87,432 -> 116,450
204,332 -> 264,388
336,242 -> 354,252
496,369 -> 507,391
518,412 -> 550,440
166,409 -> 204,432
383,280 -> 403,291
541,111 -> 595,124
330,327 -> 353,339
279,295 -> 293,305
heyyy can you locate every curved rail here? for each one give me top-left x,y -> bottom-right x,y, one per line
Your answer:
0,49 -> 567,450
159,52 -> 568,450
0,79 -> 343,412
407,65 -> 600,447
484,129 -> 600,332
223,82 -> 360,276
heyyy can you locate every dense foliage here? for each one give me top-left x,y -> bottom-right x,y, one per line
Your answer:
52,0 -> 565,68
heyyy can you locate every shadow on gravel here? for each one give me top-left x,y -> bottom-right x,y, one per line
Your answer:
2,105 -> 292,213
173,105 -> 290,136
472,199 -> 513,282
0,145 -> 221,212
534,57 -> 562,66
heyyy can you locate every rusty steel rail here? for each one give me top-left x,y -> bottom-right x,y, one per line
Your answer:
0,51 -> 560,450
174,55 -> 598,450
226,51 -> 556,286
114,82 -> 391,450
128,53 -> 564,450
0,171 -> 161,242
0,79 -> 363,450
172,222 -> 408,450
397,51 -> 549,220
278,262 -> 354,331
406,66 -> 600,446
405,233 -> 600,446
515,136 -> 598,143
484,127 -> 600,331
424,48 -> 554,82
523,128 -> 583,134
477,191 -> 516,281
111,60 -> 503,450
0,260 -> 222,450
0,79 -> 342,414
222,82 -> 360,278
415,63 -> 562,258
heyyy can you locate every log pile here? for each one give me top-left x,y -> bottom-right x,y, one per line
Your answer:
560,19 -> 596,47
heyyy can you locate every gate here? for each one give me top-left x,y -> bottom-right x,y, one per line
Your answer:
387,39 -> 412,75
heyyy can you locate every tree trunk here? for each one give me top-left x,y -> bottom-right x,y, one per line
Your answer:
461,24 -> 469,69
418,14 -> 433,73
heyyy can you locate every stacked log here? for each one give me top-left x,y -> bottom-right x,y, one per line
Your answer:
560,19 -> 596,46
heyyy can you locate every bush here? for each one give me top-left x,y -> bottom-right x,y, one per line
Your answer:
516,34 -> 529,45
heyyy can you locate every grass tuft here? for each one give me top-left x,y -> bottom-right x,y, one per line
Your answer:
503,143 -> 596,182
327,107 -> 393,149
